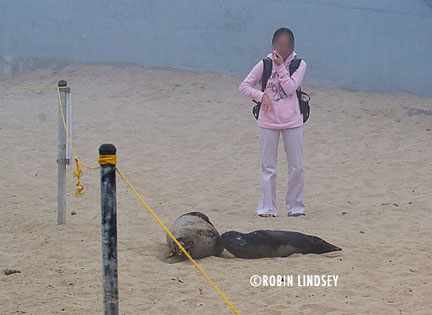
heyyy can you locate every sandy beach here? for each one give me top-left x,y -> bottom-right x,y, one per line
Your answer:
1,64 -> 431,314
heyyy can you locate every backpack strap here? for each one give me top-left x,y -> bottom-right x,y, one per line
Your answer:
261,57 -> 272,92
289,57 -> 303,93
288,58 -> 302,76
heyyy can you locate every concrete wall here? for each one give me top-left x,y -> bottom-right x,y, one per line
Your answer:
1,0 -> 431,96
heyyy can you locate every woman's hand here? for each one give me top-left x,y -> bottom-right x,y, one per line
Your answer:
272,51 -> 284,66
261,93 -> 273,112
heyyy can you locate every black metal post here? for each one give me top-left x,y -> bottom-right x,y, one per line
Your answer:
99,144 -> 119,315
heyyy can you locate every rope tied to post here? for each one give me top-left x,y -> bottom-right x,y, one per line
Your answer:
56,87 -> 100,196
98,155 -> 117,166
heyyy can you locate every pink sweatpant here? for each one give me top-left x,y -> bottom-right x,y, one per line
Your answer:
257,125 -> 306,216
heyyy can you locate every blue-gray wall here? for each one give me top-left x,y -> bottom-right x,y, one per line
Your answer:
1,0 -> 431,96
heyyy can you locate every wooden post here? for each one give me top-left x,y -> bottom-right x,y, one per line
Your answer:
99,144 -> 119,315
57,80 -> 67,225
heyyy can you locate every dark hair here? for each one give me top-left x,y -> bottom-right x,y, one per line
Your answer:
272,27 -> 295,47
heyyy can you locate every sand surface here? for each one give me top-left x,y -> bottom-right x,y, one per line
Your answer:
1,65 -> 431,314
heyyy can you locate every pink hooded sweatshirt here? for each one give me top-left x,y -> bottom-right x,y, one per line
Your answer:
239,51 -> 307,129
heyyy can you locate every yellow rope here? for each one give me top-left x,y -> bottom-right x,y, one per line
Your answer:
113,166 -> 240,315
98,155 -> 117,165
0,80 -> 60,90
73,157 -> 84,196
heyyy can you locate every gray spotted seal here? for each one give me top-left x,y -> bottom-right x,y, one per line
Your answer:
221,230 -> 341,259
166,212 -> 224,259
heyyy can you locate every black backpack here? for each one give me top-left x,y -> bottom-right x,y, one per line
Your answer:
252,57 -> 310,122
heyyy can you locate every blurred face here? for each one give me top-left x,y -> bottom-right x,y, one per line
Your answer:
273,34 -> 294,60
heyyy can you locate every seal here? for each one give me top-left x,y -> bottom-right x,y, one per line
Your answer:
221,230 -> 341,259
166,212 -> 224,259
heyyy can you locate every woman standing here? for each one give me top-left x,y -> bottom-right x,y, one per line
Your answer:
239,27 -> 307,218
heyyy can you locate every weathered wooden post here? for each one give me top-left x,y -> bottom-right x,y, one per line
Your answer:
57,80 -> 67,225
99,144 -> 119,315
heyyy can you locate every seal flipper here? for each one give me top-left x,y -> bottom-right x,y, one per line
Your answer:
167,238 -> 193,258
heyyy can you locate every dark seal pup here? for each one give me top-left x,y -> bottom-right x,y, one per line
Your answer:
221,230 -> 341,259
166,212 -> 224,259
